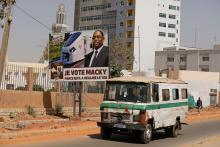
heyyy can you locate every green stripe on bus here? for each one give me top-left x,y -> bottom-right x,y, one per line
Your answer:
100,102 -> 188,110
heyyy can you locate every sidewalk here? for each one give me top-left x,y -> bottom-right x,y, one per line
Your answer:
0,116 -> 100,139
0,107 -> 220,144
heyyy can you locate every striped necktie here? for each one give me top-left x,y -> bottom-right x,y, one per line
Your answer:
91,50 -> 98,66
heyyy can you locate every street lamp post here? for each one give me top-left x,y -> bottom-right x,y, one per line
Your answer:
132,26 -> 141,72
138,26 -> 141,72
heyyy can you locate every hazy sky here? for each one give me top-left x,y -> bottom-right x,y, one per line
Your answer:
0,0 -> 219,64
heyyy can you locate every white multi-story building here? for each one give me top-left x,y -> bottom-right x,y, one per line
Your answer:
0,61 -> 53,90
134,0 -> 181,71
74,0 -> 181,71
74,0 -> 135,69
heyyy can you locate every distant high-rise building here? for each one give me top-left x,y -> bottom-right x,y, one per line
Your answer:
74,0 -> 181,71
52,4 -> 68,34
74,0 -> 135,50
134,0 -> 181,71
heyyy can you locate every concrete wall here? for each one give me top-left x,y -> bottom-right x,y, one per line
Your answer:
0,90 -> 103,108
178,71 -> 219,107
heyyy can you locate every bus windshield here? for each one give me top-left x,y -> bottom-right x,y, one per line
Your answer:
105,82 -> 150,103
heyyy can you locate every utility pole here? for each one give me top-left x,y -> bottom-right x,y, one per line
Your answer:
0,0 -> 15,82
138,26 -> 141,72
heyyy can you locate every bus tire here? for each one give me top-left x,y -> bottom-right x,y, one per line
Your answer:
140,124 -> 152,144
171,121 -> 180,137
101,127 -> 112,139
165,127 -> 172,137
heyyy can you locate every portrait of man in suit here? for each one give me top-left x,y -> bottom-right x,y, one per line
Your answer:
84,30 -> 109,67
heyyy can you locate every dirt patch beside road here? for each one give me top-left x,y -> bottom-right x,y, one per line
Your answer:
186,106 -> 220,123
0,106 -> 220,145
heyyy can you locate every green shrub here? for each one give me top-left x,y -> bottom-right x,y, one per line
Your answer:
15,86 -> 26,91
47,87 -> 56,92
33,84 -> 44,91
27,105 -> 36,117
9,112 -> 16,118
55,103 -> 63,115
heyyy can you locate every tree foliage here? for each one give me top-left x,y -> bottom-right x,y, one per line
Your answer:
33,84 -> 44,91
110,65 -> 123,78
15,86 -> 26,91
109,38 -> 134,71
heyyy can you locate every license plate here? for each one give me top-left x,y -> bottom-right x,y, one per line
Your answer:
114,124 -> 126,129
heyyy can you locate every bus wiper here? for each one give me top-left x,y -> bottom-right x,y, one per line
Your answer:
117,96 -> 130,102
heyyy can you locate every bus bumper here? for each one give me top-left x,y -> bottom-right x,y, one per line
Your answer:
97,121 -> 145,131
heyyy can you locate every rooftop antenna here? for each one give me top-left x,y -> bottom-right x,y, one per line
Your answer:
194,27 -> 197,48
194,27 -> 199,71
214,36 -> 216,45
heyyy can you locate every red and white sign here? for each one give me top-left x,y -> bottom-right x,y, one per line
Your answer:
63,67 -> 109,81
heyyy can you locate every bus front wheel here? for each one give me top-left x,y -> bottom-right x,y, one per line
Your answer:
140,124 -> 152,144
101,127 -> 112,139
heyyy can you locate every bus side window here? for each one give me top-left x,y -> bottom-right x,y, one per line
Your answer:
162,89 -> 170,101
172,88 -> 179,100
142,84 -> 151,103
181,88 -> 188,99
152,84 -> 159,102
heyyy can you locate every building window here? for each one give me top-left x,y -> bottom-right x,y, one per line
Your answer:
159,22 -> 166,27
169,14 -> 176,19
159,32 -> 166,37
168,24 -> 176,28
180,55 -> 187,62
5,75 -> 9,81
179,65 -> 186,70
120,1 -> 124,6
162,89 -> 170,101
159,13 -> 166,18
169,5 -> 176,10
127,42 -> 132,48
120,22 -> 124,26
119,32 -> 123,38
14,72 -> 19,76
42,73 -> 46,78
81,4 -> 111,12
200,66 -> 209,72
168,33 -> 175,38
210,89 -> 217,93
167,56 -> 174,62
176,38 -> 178,42
202,56 -> 209,61
6,84 -> 14,90
177,6 -> 180,10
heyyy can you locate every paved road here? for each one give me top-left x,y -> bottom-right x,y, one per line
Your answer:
3,119 -> 220,147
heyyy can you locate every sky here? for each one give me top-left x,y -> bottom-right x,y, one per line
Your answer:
0,0 -> 220,64
0,0 -> 74,62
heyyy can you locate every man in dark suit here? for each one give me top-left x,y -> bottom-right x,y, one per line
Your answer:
84,30 -> 109,67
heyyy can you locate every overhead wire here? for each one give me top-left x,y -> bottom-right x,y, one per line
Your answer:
14,3 -> 51,31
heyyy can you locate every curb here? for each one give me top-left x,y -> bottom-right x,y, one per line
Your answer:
0,125 -> 99,139
0,118 -> 69,129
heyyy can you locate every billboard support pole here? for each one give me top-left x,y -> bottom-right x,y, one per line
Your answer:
72,82 -> 76,116
78,81 -> 83,117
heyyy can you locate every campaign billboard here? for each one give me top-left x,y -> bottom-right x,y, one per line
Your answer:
49,30 -> 109,81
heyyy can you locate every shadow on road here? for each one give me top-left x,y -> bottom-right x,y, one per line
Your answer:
88,130 -> 182,144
